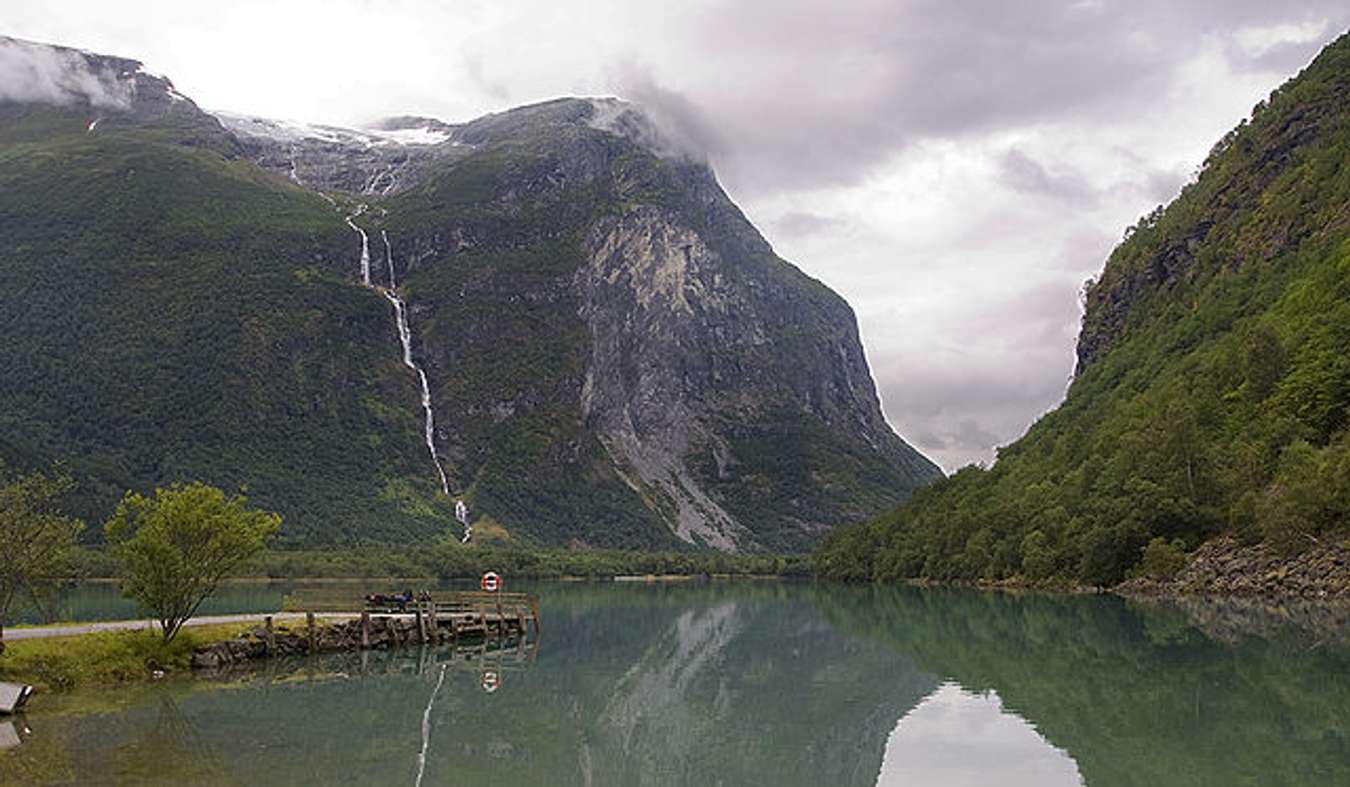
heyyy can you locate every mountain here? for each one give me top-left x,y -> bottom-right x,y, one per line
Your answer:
817,32 -> 1350,583
0,35 -> 940,552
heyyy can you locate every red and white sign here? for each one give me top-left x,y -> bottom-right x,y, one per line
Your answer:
480,670 -> 501,693
481,571 -> 501,593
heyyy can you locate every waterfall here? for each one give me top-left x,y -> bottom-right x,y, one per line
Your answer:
341,214 -> 470,541
381,230 -> 452,498
287,145 -> 302,185
456,500 -> 471,544
343,206 -> 372,286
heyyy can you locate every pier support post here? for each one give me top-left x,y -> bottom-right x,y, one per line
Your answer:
307,611 -> 317,652
360,611 -> 371,650
264,616 -> 276,656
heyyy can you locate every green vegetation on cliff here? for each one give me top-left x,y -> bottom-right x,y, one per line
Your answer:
0,102 -> 454,545
817,32 -> 1350,585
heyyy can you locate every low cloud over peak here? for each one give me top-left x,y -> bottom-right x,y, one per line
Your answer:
0,35 -> 134,109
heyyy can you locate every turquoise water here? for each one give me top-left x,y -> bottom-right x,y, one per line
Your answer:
2,582 -> 1348,785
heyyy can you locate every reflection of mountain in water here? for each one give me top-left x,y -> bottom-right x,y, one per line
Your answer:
3,585 -> 935,786
591,599 -> 935,785
819,586 -> 1350,787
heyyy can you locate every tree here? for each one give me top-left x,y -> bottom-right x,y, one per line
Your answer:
0,467 -> 84,653
105,482 -> 280,642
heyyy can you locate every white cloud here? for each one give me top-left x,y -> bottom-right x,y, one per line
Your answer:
0,35 -> 132,108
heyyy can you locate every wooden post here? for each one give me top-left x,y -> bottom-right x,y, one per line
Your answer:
414,604 -> 424,644
264,616 -> 276,656
360,611 -> 371,650
306,611 -> 317,653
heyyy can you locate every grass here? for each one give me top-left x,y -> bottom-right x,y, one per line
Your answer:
0,623 -> 249,692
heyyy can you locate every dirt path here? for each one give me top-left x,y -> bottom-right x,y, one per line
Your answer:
4,612 -> 356,641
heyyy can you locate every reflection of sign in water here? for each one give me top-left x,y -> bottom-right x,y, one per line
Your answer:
481,670 -> 501,693
0,719 -> 29,751
481,572 -> 501,593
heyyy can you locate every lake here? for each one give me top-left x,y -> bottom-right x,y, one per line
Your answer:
2,581 -> 1348,785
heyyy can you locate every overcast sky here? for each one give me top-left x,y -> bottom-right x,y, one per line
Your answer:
7,1 -> 1349,470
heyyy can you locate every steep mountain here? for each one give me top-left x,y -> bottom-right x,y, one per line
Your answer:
0,36 -> 940,551
817,32 -> 1350,583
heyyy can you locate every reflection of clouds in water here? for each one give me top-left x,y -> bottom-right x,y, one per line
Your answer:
877,682 -> 1083,787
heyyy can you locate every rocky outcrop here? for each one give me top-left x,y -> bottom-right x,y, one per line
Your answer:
1117,536 -> 1350,598
576,202 -> 939,549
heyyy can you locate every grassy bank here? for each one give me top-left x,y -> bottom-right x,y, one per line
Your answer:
70,544 -> 812,581
0,624 -> 248,692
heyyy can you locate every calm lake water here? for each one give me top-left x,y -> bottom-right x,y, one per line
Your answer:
2,581 -> 1348,786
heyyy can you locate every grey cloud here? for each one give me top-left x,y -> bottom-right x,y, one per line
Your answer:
1141,167 -> 1188,204
597,61 -> 727,163
953,420 -> 1002,452
0,35 -> 132,109
771,210 -> 849,238
868,277 -> 1083,470
635,1 -> 1350,194
998,148 -> 1099,205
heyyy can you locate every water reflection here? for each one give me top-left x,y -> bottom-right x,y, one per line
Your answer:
878,683 -> 1082,786
0,719 -> 29,751
2,583 -> 1348,786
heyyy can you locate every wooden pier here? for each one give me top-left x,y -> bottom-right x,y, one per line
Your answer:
281,590 -> 540,647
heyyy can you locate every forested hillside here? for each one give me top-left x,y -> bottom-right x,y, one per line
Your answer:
817,32 -> 1350,585
0,100 -> 454,544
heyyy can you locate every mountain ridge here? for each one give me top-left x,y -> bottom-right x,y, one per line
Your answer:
0,34 -> 941,552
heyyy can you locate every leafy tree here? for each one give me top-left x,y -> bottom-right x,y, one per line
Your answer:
106,482 -> 280,642
0,466 -> 83,652
1134,537 -> 1188,580
1242,325 -> 1286,403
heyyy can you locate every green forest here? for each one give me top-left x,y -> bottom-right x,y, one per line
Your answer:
816,33 -> 1350,586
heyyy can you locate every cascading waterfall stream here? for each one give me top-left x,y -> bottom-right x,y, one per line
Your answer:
343,205 -> 372,286
340,219 -> 471,542
379,230 -> 452,498
338,205 -> 470,540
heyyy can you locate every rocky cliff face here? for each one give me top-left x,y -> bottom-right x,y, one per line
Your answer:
1075,37 -> 1350,375
0,36 -> 939,551
361,97 -> 942,550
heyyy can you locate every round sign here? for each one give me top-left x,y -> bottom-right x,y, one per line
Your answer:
481,571 -> 501,592
481,670 -> 501,693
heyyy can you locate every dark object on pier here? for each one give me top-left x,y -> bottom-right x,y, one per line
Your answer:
363,589 -> 432,613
